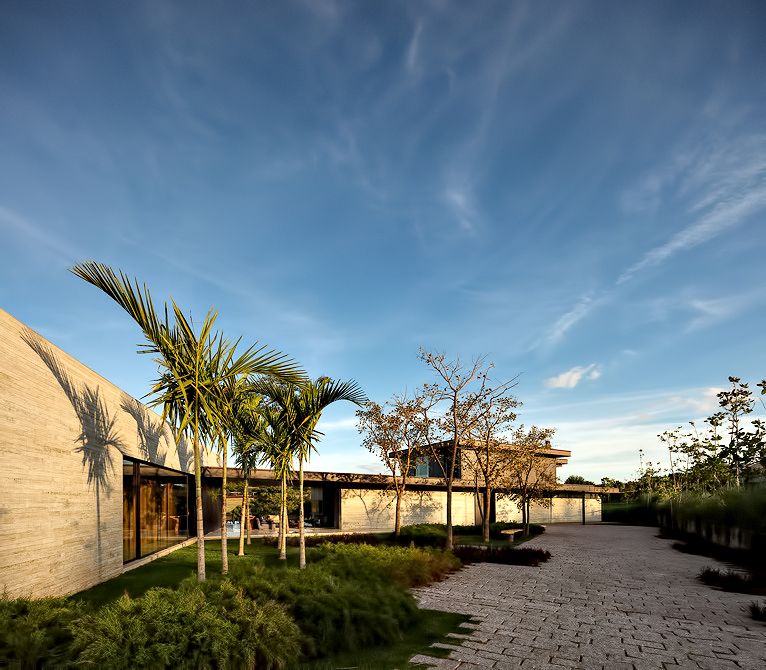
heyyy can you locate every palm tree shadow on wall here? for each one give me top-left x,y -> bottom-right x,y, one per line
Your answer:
120,395 -> 193,472
23,330 -> 121,577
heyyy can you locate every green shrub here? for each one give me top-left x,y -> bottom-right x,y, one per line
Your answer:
228,560 -> 419,658
397,524 -> 447,546
75,580 -> 302,669
307,542 -> 462,588
749,601 -> 766,621
0,595 -> 82,669
400,522 -> 546,546
262,533 -> 383,547
698,567 -> 766,595
452,546 -> 551,566
602,500 -> 659,526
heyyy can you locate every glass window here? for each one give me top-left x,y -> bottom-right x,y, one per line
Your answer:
123,457 -> 190,563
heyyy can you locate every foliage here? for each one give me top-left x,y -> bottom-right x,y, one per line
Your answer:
498,425 -> 558,533
453,522 -> 546,541
601,499 -> 659,526
661,485 -> 766,539
649,376 -> 766,500
74,580 -> 301,669
227,560 -> 420,658
397,523 -> 448,546
460,393 -> 520,541
255,376 -> 365,566
749,601 -> 766,621
231,485 -> 307,520
698,567 -> 766,595
288,609 -> 472,670
356,393 -> 430,535
452,546 -> 552,566
417,349 -> 518,548
306,542 -> 462,589
0,595 -> 83,669
397,522 -> 545,546
564,475 -> 596,485
69,261 -> 303,580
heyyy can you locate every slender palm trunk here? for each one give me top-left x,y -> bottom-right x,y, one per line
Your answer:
194,433 -> 206,581
246,474 -> 252,545
299,457 -> 306,569
221,441 -> 228,574
279,472 -> 287,560
238,472 -> 248,556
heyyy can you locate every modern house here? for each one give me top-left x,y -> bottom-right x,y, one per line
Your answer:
0,308 -> 612,600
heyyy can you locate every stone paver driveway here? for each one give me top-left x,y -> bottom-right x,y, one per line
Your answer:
410,524 -> 766,670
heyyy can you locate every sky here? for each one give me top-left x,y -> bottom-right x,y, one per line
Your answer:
2,1 -> 766,483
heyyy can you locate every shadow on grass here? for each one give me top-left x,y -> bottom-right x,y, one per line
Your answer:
288,609 -> 474,670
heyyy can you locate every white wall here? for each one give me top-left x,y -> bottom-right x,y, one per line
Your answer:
495,495 -> 601,524
340,488 -> 476,532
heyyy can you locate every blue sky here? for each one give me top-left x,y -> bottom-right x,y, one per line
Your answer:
2,1 -> 765,482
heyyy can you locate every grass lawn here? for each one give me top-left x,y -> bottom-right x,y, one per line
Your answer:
292,609 -> 473,670
71,539 -> 297,605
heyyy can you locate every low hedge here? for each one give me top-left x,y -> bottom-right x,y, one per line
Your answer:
0,542 -> 461,668
398,522 -> 546,546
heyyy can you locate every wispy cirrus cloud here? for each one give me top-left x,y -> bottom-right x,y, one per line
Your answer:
618,134 -> 766,284
539,292 -> 598,349
545,364 -> 601,389
0,206 -> 83,266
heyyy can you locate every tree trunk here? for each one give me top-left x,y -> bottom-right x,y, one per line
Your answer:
194,434 -> 206,581
279,472 -> 287,560
483,486 -> 491,542
299,457 -> 306,569
523,499 -> 530,535
394,490 -> 402,536
238,471 -> 248,556
221,441 -> 228,574
446,477 -> 453,549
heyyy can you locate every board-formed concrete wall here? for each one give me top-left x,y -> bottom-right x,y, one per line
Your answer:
495,495 -> 601,524
0,309 -> 203,599
340,489 -> 477,532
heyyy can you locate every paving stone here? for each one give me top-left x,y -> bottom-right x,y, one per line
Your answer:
409,524 -> 766,669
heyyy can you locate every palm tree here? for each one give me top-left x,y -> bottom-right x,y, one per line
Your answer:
262,406 -> 295,560
69,261 -> 304,580
258,377 -> 365,567
229,387 -> 268,555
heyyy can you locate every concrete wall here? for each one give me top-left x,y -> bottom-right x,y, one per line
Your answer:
0,309 -> 203,599
339,488 -> 477,532
495,495 -> 602,524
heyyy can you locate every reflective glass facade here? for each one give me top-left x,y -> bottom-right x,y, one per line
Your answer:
123,457 -> 190,563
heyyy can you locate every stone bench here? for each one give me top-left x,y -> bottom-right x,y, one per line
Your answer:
500,528 -> 524,541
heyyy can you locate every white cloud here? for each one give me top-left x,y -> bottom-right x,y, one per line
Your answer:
667,387 -> 724,416
442,186 -> 478,233
618,186 -> 766,283
618,134 -> 766,284
539,292 -> 598,348
545,364 -> 601,389
406,21 -> 423,71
